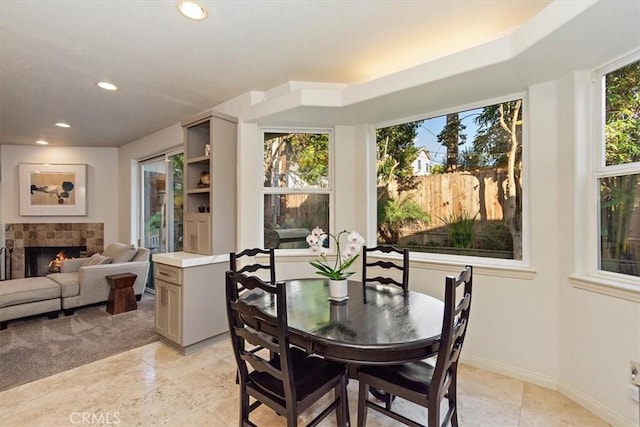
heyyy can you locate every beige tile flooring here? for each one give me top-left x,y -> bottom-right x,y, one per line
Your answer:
0,338 -> 608,426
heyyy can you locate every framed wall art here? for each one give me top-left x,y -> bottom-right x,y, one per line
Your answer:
19,163 -> 87,216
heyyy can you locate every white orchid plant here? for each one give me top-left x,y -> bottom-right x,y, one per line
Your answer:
306,227 -> 365,280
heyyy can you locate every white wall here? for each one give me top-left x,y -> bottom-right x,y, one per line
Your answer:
0,145 -> 119,245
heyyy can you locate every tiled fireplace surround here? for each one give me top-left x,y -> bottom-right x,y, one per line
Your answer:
4,223 -> 104,279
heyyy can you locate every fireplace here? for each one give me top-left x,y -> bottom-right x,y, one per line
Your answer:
24,246 -> 87,277
4,223 -> 104,279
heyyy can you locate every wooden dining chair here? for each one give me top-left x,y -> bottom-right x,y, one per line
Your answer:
229,248 -> 276,383
225,271 -> 350,427
361,245 -> 410,292
356,265 -> 473,427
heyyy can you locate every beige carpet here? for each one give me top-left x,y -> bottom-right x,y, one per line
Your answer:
0,292 -> 158,392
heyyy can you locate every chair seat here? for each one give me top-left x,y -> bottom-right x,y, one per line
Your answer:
250,351 -> 345,405
359,360 -> 436,396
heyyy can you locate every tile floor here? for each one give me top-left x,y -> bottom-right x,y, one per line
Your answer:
0,338 -> 609,426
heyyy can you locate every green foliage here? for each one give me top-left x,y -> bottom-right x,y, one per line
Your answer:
472,101 -> 522,168
481,222 -> 513,252
263,132 -> 329,187
605,60 -> 640,165
600,59 -> 640,267
440,210 -> 477,248
376,122 -> 422,191
289,133 -> 329,185
146,210 -> 162,233
437,113 -> 467,171
430,164 -> 447,174
377,195 -> 430,244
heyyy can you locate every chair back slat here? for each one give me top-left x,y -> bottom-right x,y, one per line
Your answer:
362,245 -> 410,292
230,248 -> 276,284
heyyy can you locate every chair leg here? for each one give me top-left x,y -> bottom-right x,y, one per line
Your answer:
357,381 -> 369,427
239,385 -> 250,426
334,374 -> 349,426
449,370 -> 459,427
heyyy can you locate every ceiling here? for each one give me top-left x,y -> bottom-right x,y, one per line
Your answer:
0,0 -> 553,148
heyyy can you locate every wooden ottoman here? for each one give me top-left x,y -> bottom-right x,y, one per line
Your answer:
106,273 -> 138,315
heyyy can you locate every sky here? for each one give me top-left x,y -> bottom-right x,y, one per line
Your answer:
413,108 -> 482,168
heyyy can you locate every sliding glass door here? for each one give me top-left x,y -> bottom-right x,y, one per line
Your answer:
140,150 -> 183,290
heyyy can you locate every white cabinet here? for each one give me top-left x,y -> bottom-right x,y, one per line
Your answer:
155,279 -> 182,343
183,214 -> 211,254
182,111 -> 237,256
153,260 -> 228,354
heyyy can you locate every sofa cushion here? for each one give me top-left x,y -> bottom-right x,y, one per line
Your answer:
46,272 -> 80,298
0,277 -> 60,308
103,242 -> 137,263
83,253 -> 113,266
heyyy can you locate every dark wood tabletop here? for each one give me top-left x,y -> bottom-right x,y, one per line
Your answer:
243,278 -> 444,364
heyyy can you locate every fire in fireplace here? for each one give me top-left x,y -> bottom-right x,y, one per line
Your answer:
24,246 -> 87,277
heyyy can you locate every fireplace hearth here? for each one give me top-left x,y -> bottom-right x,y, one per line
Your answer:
24,246 -> 87,277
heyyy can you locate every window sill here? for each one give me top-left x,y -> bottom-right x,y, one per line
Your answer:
569,275 -> 640,303
409,258 -> 536,280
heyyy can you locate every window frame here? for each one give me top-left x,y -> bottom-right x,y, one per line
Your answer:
588,50 -> 640,288
260,127 -> 334,253
369,92 -> 532,272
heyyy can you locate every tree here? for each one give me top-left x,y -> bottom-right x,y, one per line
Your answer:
263,133 -> 329,188
377,194 -> 430,244
376,123 -> 422,191
473,100 -> 523,259
600,60 -> 640,269
375,122 -> 430,244
436,113 -> 466,172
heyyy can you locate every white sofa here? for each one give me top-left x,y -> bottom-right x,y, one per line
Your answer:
47,243 -> 150,315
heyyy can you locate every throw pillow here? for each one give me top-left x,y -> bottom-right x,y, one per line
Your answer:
83,253 -> 113,266
103,242 -> 137,263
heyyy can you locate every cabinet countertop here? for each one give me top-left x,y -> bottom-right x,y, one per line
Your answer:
152,252 -> 229,268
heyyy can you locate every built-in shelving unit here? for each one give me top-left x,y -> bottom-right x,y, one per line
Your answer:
181,111 -> 237,256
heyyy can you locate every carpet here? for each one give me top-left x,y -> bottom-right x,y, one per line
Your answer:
0,292 -> 158,392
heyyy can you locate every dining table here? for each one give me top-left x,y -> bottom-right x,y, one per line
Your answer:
242,278 -> 444,365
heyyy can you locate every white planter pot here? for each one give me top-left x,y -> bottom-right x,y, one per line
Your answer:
328,279 -> 348,301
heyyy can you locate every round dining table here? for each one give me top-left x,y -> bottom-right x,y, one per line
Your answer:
243,278 -> 444,365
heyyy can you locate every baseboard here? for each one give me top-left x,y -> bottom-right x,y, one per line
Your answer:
460,353 -> 557,389
557,380 -> 637,427
460,353 -> 635,426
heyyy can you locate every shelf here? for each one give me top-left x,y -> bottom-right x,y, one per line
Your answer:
187,188 -> 210,194
187,155 -> 210,164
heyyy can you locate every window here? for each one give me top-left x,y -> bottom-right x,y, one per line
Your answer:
262,130 -> 331,250
595,55 -> 640,280
375,97 -> 525,261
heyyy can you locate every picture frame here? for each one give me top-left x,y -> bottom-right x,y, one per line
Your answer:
19,163 -> 87,216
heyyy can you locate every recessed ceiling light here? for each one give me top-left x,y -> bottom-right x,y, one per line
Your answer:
36,140 -> 49,145
178,1 -> 207,20
55,122 -> 71,128
97,81 -> 118,91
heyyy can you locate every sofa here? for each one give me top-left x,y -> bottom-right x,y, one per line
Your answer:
0,243 -> 151,329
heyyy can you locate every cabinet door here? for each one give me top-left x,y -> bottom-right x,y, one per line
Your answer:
155,279 -> 182,344
184,215 -> 211,255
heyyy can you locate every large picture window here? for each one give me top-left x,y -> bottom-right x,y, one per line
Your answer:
375,97 -> 525,261
262,130 -> 331,249
595,55 -> 640,279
